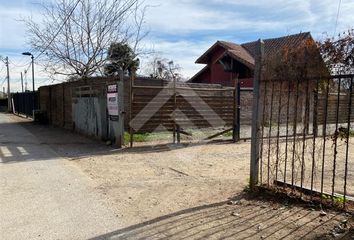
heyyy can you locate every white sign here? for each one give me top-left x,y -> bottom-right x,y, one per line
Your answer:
107,84 -> 119,117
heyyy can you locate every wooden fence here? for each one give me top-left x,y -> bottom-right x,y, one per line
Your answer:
38,76 -> 239,143
317,93 -> 354,124
128,77 -> 238,146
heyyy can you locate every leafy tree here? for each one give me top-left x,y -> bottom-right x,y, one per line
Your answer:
264,38 -> 328,81
104,43 -> 139,76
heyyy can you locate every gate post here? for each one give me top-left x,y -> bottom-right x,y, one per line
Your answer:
107,70 -> 125,148
117,70 -> 125,147
129,71 -> 134,148
232,73 -> 241,142
250,39 -> 264,190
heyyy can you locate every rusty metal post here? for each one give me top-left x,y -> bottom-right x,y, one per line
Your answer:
250,39 -> 264,190
313,79 -> 319,137
232,73 -> 240,142
343,76 -> 353,209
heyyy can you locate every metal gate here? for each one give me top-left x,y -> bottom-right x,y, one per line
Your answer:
12,91 -> 39,117
250,40 -> 354,211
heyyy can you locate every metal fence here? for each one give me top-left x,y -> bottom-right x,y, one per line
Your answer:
12,91 -> 39,117
0,98 -> 7,112
250,41 -> 353,211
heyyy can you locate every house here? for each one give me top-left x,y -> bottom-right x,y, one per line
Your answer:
188,32 -> 317,88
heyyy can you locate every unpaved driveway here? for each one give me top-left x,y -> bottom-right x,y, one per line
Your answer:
1,114 -> 352,239
75,141 -> 251,226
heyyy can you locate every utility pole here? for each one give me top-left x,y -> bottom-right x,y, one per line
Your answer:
5,57 -> 11,112
24,70 -> 28,92
31,55 -> 34,91
21,72 -> 24,93
22,52 -> 35,113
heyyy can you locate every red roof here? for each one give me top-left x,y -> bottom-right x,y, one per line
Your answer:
190,32 -> 314,83
196,32 -> 312,67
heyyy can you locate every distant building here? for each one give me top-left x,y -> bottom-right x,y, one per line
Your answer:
188,32 -> 316,88
0,91 -> 7,99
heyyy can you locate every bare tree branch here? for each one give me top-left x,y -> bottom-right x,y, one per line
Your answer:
23,0 -> 148,80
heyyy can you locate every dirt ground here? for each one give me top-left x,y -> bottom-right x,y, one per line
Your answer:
75,141 -> 251,226
15,116 -> 354,239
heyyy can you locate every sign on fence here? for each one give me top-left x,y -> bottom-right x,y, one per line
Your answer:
107,84 -> 119,120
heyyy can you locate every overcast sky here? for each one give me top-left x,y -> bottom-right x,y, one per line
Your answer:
1,0 -> 354,92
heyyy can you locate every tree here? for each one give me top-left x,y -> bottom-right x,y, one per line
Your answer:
145,57 -> 182,81
264,38 -> 328,82
24,0 -> 147,79
104,43 -> 139,76
317,29 -> 354,75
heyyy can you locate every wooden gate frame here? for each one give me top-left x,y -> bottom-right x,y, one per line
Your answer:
128,74 -> 239,147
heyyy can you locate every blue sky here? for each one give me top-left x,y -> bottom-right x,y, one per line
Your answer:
1,0 -> 354,91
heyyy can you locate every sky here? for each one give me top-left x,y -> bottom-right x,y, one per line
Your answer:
0,0 -> 354,92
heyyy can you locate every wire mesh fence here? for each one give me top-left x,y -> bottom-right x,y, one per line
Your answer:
256,75 -> 354,211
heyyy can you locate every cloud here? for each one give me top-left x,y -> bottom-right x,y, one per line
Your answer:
141,0 -> 354,79
138,38 -> 215,78
1,0 -> 354,89
144,0 -> 353,37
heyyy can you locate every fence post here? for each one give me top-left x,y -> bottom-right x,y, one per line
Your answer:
49,87 -> 52,123
250,39 -> 264,190
173,75 -> 177,144
177,124 -> 181,143
313,79 -> 319,137
129,72 -> 134,148
232,73 -> 240,142
62,84 -> 65,127
117,70 -> 125,147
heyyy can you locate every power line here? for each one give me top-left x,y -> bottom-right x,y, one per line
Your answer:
9,59 -> 32,68
1,77 -> 6,87
0,64 -> 5,74
35,0 -> 82,60
333,0 -> 342,36
24,61 -> 32,76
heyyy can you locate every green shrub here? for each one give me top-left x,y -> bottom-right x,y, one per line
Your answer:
124,132 -> 149,144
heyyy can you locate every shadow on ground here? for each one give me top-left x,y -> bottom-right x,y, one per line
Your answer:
90,193 -> 353,240
0,118 -> 114,163
1,115 -> 239,163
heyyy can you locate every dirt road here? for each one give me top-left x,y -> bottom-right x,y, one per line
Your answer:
0,113 -> 121,239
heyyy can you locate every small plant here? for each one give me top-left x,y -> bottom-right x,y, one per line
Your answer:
243,177 -> 251,192
124,132 -> 149,144
223,130 -> 233,137
263,121 -> 278,127
333,195 -> 347,204
321,193 -> 330,200
321,193 -> 347,204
